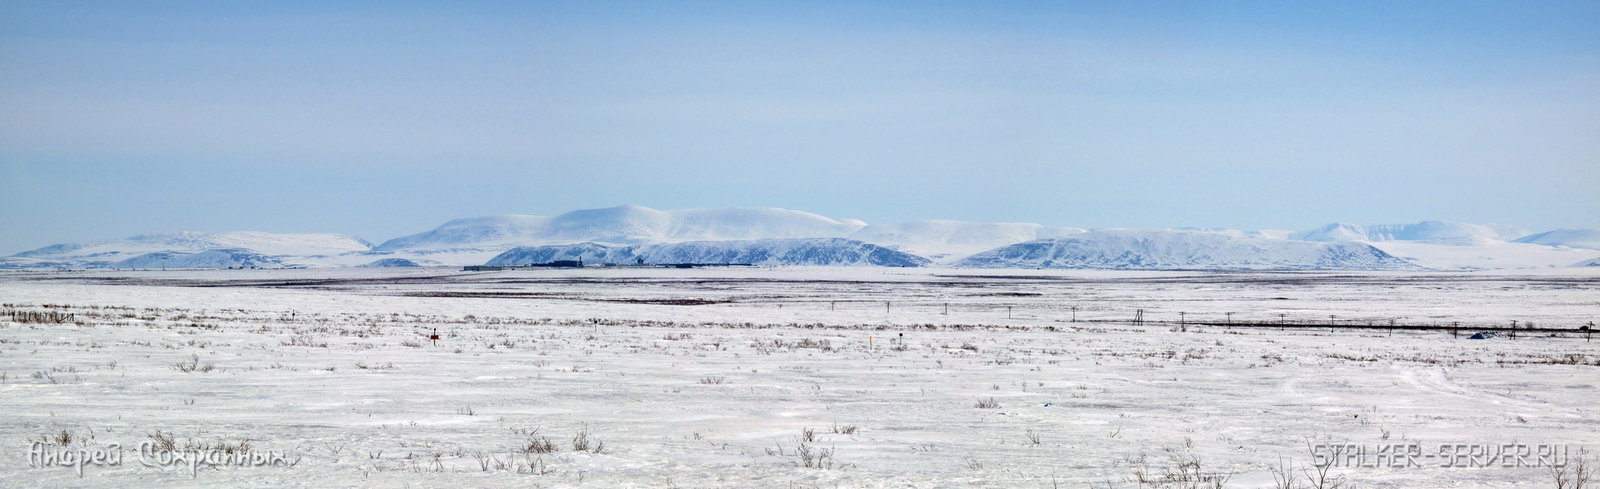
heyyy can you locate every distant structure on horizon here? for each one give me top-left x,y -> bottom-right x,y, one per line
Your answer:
463,258 -> 582,271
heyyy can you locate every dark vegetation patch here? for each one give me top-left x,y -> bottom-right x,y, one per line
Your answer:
399,291 -> 730,306
594,298 -> 732,306
402,291 -> 571,299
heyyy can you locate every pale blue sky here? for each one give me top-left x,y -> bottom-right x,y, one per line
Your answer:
2,1 -> 1597,252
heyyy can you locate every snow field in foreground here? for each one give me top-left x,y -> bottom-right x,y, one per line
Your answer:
0,268 -> 1596,488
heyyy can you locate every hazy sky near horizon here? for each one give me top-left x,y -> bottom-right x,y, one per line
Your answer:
2,1 -> 1597,252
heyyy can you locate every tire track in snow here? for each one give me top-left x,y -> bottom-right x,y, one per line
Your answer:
1396,366 -> 1581,419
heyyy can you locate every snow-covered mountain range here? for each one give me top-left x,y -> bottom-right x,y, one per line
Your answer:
3,206 -> 1597,270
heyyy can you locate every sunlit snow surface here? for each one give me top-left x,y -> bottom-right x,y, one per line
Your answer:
1,267 -> 1596,488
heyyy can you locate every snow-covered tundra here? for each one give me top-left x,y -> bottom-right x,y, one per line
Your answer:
1,267 -> 1596,488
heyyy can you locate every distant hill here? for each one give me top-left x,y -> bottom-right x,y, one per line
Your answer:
378,206 -> 867,250
1512,229 -> 1600,250
12,231 -> 370,267
1291,221 -> 1525,245
113,248 -> 286,269
361,258 -> 423,267
956,230 -> 1415,270
849,220 -> 1084,261
485,238 -> 930,267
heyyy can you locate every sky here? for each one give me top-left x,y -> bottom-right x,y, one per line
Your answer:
2,1 -> 1597,253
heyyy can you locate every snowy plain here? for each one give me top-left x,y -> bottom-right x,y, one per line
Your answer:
1,267 -> 1597,488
